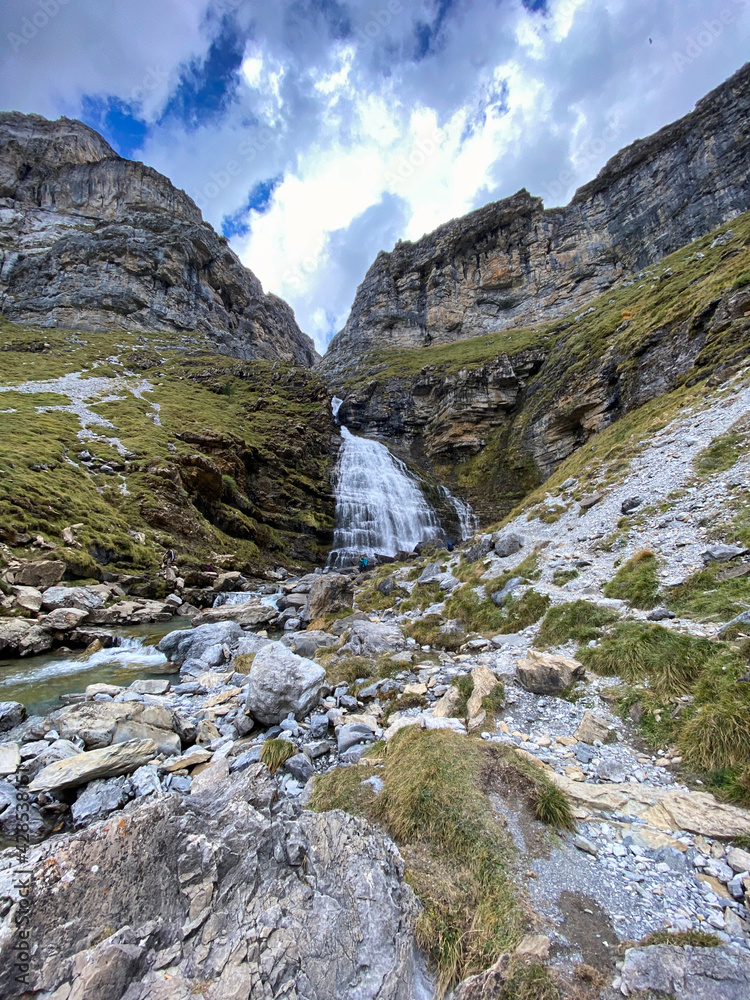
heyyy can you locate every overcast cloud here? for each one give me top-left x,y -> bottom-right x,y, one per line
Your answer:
1,0 -> 748,352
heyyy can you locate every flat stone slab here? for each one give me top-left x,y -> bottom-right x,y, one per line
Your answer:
29,739 -> 158,792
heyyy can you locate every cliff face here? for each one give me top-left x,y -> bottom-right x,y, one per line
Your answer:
0,113 -> 318,366
323,63 -> 750,374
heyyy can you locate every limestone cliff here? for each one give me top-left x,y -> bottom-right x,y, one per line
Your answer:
323,62 -> 750,375
0,113 -> 317,366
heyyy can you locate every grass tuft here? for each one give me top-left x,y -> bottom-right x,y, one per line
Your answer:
603,550 -> 661,609
259,738 -> 296,773
639,929 -> 719,948
532,782 -> 576,831
537,600 -> 619,647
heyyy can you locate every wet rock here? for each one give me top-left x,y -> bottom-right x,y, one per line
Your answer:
620,943 -> 750,1000
158,620 -> 244,667
191,600 -> 278,629
12,559 -> 66,589
574,710 -> 611,744
306,573 -> 355,620
515,650 -> 585,694
245,642 -> 327,725
493,532 -> 524,558
29,738 -> 159,792
344,620 -> 406,657
70,775 -> 131,826
0,701 -> 26,734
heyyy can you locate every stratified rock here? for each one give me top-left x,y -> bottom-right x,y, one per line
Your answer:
70,776 -> 131,827
28,739 -> 158,792
112,720 -> 181,757
0,113 -> 317,366
0,766 -> 424,1000
515,650 -> 585,694
246,642 -> 327,725
192,600 -> 278,629
306,573 -> 355,620
620,944 -> 750,1000
0,701 -> 26,734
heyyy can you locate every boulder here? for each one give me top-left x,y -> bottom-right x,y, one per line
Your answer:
579,492 -> 604,511
29,739 -> 159,792
648,606 -> 676,621
726,847 -> 750,874
13,559 -> 65,589
465,535 -> 494,562
45,702 -> 132,748
11,585 -> 43,612
417,562 -> 443,585
432,686 -> 462,719
129,679 -> 170,695
158,621 -> 244,667
621,496 -> 642,514
192,601 -> 278,629
159,746 -> 212,772
284,753 -> 315,782
306,573 -> 355,620
0,701 -> 26,734
703,545 -> 748,564
39,607 -> 89,632
246,642 -> 327,725
515,650 -> 585,694
0,767 -> 423,1000
18,624 -> 54,656
41,585 -> 106,612
0,619 -> 32,655
337,722 -> 377,754
493,533 -> 524,558
573,710 -> 611,744
378,576 -> 396,596
344,620 -> 406,657
0,743 -> 20,777
620,944 -> 750,1000
23,739 -> 81,780
466,665 -> 501,718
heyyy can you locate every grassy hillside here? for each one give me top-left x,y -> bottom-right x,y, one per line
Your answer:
0,325 -> 335,581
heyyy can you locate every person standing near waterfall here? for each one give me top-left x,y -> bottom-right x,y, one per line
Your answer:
358,554 -> 369,573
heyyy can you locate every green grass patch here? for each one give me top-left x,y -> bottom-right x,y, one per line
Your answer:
664,563 -> 750,622
400,581 -> 443,612
639,929 -> 719,948
444,585 -> 549,635
603,550 -> 661,609
694,421 -> 748,476
537,600 -> 619,648
259,738 -> 296,773
551,568 -> 579,586
406,614 -> 465,651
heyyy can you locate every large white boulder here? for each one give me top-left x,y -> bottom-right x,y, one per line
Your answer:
246,642 -> 326,724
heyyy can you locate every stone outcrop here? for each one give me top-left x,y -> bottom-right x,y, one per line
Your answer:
0,766 -> 425,1000
0,113 -> 317,365
324,63 -> 750,369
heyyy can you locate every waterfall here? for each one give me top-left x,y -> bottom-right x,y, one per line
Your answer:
329,425 -> 476,567
439,486 -> 479,541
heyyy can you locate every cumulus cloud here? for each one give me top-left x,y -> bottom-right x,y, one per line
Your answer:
1,0 -> 748,352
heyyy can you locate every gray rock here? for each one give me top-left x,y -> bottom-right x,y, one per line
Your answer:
305,573 -> 355,620
337,722 -> 376,754
703,545 -> 748,564
229,746 -> 262,772
12,559 -> 65,590
112,720 -> 181,757
378,576 -> 396,596
281,629 -> 339,659
621,496 -> 642,514
71,776 -> 131,826
41,585 -> 106,612
0,765 -> 424,999
284,753 -> 315,782
29,738 -> 159,792
620,944 -> 750,1000
0,701 -> 26,734
465,535 -> 493,562
493,533 -> 524,558
596,759 -> 627,782
157,621 -> 244,668
719,609 -> 750,635
648,606 -> 676,621
129,679 -> 170,695
0,779 -> 49,842
515,651 -> 584,694
309,714 -> 330,739
305,740 -> 332,758
417,562 -> 444,585
245,642 -> 326,725
130,764 -> 163,799
344,620 -> 406,657
11,586 -> 43,612
726,847 -> 750,874
490,577 -> 523,607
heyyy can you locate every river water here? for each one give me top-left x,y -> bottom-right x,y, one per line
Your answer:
0,619 -> 188,718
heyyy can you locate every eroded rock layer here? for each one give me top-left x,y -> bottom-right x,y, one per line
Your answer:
323,62 -> 750,373
0,113 -> 317,366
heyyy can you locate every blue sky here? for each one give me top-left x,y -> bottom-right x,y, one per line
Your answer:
1,0 -> 748,353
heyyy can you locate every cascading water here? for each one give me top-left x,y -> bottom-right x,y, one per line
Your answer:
439,486 -> 479,540
328,422 -> 477,567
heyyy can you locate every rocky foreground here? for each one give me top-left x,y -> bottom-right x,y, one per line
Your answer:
1,371 -> 750,999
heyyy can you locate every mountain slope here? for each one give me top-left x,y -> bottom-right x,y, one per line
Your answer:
323,62 -> 750,374
0,113 -> 317,365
